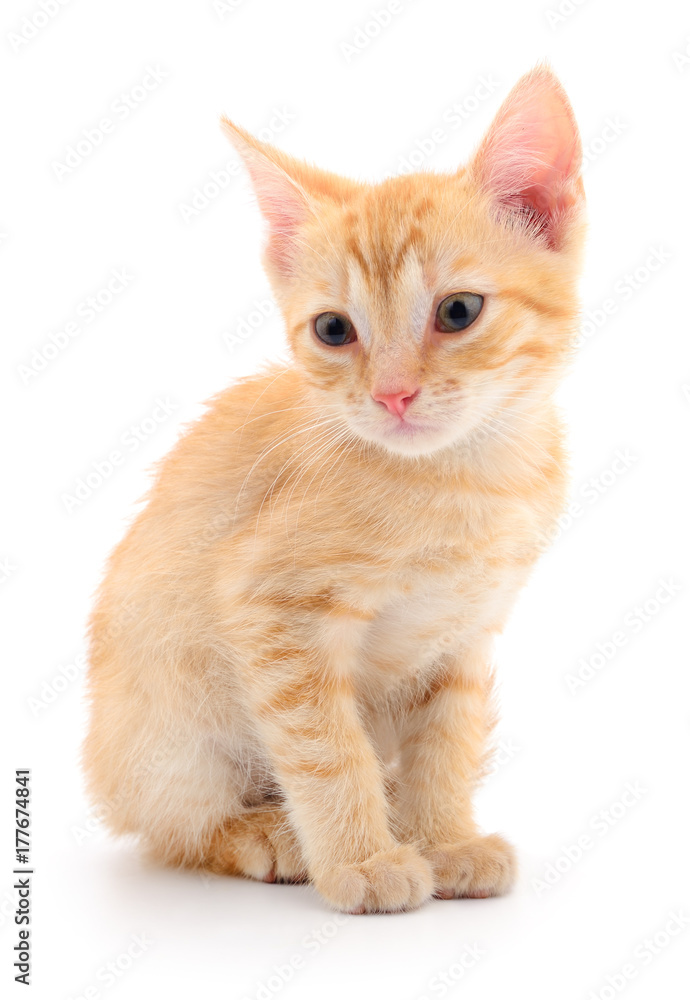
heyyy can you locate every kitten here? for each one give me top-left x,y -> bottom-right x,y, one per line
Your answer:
83,66 -> 585,913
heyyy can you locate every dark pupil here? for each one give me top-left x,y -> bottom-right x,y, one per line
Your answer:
447,298 -> 467,322
327,316 -> 345,340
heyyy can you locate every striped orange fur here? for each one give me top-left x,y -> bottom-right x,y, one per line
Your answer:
83,66 -> 586,912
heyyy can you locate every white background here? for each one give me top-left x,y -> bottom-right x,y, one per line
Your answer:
2,0 -> 690,997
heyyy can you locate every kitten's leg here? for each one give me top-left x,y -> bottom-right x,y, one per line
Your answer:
201,806 -> 307,883
243,659 -> 433,913
395,642 -> 516,899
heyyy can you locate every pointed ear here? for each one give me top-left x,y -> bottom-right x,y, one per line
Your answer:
220,117 -> 314,277
469,66 -> 584,249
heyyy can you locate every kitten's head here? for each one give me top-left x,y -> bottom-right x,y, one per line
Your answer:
222,66 -> 585,459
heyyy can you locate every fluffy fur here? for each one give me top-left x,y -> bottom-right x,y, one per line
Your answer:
83,66 -> 586,913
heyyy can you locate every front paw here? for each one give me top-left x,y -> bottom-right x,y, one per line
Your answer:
424,833 -> 516,899
313,844 -> 434,913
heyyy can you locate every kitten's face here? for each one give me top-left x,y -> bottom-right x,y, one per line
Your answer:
223,67 -> 585,459
283,178 -> 583,458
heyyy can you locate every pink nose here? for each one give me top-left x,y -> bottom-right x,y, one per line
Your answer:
372,388 -> 419,417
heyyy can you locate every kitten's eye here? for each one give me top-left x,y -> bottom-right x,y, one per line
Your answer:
435,292 -> 484,333
314,312 -> 356,346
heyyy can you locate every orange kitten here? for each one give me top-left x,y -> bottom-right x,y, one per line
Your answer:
83,66 -> 585,913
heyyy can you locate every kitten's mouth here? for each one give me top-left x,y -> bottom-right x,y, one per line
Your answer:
382,414 -> 437,436
379,415 -> 448,449
347,409 -> 455,457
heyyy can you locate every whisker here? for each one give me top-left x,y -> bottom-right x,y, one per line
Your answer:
233,416 -> 343,525
252,420 -> 347,552
290,428 -> 359,550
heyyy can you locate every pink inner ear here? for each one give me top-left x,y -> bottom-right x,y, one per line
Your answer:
241,153 -> 309,275
476,72 -> 582,247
